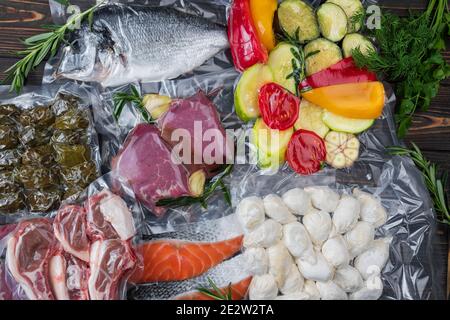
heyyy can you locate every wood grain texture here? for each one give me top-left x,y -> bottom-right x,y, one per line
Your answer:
0,0 -> 448,299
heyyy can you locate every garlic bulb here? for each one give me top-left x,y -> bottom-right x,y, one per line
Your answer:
236,196 -> 265,231
282,188 -> 312,216
263,194 -> 297,224
325,131 -> 360,169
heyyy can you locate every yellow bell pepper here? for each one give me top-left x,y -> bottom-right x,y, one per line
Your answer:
301,82 -> 385,119
250,0 -> 277,51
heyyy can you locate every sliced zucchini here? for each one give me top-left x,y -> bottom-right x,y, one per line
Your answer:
304,38 -> 342,76
342,33 -> 376,58
253,118 -> 294,169
317,3 -> 348,42
267,43 -> 299,93
278,0 -> 320,44
327,0 -> 364,33
294,100 -> 329,138
234,64 -> 273,122
322,110 -> 374,133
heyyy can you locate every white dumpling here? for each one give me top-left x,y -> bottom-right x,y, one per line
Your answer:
242,247 -> 269,276
334,265 -> 363,293
297,250 -> 334,282
344,221 -> 375,258
267,242 -> 293,288
248,274 -> 279,300
302,210 -> 332,246
332,195 -> 360,234
316,281 -> 348,300
244,219 -> 282,248
354,238 -> 391,280
282,222 -> 316,264
263,194 -> 297,224
303,280 -> 321,300
304,186 -> 340,212
236,196 -> 265,231
279,264 -> 304,295
349,274 -> 383,300
282,188 -> 312,216
353,189 -> 387,228
322,235 -> 350,267
275,291 -> 310,300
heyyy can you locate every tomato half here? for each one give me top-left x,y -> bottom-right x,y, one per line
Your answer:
286,129 -> 326,175
258,83 -> 300,130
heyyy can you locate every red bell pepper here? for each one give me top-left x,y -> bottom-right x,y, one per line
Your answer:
227,0 -> 268,72
286,129 -> 326,175
299,57 -> 377,91
258,83 -> 300,130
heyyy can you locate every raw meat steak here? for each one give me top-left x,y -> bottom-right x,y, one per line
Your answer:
6,218 -> 56,300
49,250 -> 90,300
158,91 -> 232,176
85,189 -> 136,241
88,239 -> 136,300
111,124 -> 193,217
53,205 -> 90,262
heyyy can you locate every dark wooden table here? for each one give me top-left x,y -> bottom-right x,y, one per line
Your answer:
0,0 -> 448,299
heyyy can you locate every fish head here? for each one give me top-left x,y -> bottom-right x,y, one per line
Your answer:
55,28 -> 123,85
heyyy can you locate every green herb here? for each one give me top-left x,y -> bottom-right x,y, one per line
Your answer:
197,277 -> 233,300
156,164 -> 234,209
3,1 -> 105,93
388,143 -> 449,225
113,85 -> 153,123
349,8 -> 366,32
352,0 -> 449,138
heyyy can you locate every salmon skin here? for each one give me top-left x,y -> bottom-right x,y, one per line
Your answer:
132,236 -> 243,283
176,277 -> 252,300
128,254 -> 250,300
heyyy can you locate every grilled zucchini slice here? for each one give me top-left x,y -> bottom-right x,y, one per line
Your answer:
317,3 -> 348,42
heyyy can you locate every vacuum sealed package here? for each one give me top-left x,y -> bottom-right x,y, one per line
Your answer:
0,83 -> 101,224
0,172 -> 144,300
39,0 -> 444,300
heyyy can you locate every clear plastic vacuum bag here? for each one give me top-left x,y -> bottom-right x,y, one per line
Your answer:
0,83 -> 102,224
0,172 -> 144,300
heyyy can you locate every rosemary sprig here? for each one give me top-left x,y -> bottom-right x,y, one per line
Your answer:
4,1 -> 104,93
197,277 -> 233,300
113,85 -> 153,123
156,164 -> 234,209
388,143 -> 450,225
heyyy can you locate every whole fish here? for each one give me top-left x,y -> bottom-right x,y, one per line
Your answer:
55,4 -> 229,87
128,254 -> 250,300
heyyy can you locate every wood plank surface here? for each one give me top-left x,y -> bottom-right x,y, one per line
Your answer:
0,0 -> 448,299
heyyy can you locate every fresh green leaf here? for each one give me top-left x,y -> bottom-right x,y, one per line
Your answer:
197,277 -> 233,300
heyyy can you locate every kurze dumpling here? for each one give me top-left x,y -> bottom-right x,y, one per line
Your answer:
282,188 -> 312,216
236,196 -> 265,231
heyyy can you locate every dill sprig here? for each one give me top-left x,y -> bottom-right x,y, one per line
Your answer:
388,143 -> 450,225
113,85 -> 153,123
197,277 -> 233,300
156,164 -> 233,209
352,0 -> 449,138
3,1 -> 105,93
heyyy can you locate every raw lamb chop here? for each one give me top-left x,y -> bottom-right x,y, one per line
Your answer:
6,219 -> 56,300
111,123 -> 204,217
85,189 -> 136,241
88,239 -> 136,300
49,250 -> 90,300
53,205 -> 90,262
158,91 -> 232,176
